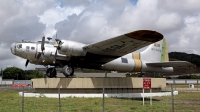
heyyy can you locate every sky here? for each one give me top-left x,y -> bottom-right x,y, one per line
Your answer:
0,0 -> 200,70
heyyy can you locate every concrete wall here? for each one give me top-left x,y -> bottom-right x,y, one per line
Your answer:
57,73 -> 126,77
19,91 -> 179,98
34,88 -> 162,93
32,78 -> 166,89
1,79 -> 14,85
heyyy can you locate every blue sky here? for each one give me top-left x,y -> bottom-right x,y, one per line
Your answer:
130,0 -> 138,5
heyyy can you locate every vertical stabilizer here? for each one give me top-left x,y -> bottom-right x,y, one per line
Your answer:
161,39 -> 169,62
133,39 -> 169,62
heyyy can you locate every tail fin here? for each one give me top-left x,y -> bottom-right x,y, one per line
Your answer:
133,38 -> 169,62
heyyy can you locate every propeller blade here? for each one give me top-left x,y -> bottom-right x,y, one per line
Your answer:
25,60 -> 29,67
53,49 -> 57,64
53,34 -> 59,64
36,53 -> 45,62
41,36 -> 45,51
40,36 -> 45,62
36,53 -> 41,59
41,53 -> 45,62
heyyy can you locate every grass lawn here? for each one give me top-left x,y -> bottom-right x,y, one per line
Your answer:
0,90 -> 200,112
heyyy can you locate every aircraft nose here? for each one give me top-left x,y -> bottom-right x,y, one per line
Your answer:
10,43 -> 16,55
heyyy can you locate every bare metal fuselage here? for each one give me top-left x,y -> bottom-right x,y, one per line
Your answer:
10,41 -> 172,73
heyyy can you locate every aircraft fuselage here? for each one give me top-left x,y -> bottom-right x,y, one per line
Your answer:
10,40 -> 172,73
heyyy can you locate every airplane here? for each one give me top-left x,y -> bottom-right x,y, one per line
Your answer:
10,30 -> 192,78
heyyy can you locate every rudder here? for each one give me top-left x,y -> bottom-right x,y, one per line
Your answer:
133,38 -> 169,62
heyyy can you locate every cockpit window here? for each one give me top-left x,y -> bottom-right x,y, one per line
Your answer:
17,44 -> 22,49
31,47 -> 35,50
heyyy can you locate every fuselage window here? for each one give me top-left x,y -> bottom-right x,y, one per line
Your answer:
121,58 -> 128,63
17,44 -> 22,49
26,46 -> 30,50
31,47 -> 35,50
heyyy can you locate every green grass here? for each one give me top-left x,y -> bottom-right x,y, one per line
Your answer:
0,90 -> 200,112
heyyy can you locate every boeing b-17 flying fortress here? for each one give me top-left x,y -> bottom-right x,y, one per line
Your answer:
10,30 -> 192,78
2,1 -> 200,111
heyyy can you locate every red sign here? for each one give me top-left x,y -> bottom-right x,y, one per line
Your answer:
143,78 -> 151,89
11,84 -> 28,87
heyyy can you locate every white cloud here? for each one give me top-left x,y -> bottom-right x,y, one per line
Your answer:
156,13 -> 184,32
1,0 -> 200,70
158,0 -> 200,15
38,4 -> 86,38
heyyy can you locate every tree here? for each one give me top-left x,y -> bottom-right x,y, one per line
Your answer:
178,75 -> 200,79
169,52 -> 200,67
24,70 -> 44,80
3,67 -> 44,80
3,67 -> 25,80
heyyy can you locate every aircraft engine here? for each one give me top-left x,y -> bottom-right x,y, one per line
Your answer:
44,49 -> 52,57
56,40 -> 87,56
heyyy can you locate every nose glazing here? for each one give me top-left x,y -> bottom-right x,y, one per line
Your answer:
10,43 -> 16,55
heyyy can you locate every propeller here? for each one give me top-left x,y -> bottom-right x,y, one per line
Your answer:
25,59 -> 29,67
41,36 -> 45,51
53,34 -> 62,64
36,36 -> 45,62
41,36 -> 45,62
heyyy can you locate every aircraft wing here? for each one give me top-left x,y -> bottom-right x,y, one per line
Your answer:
70,30 -> 163,68
83,30 -> 163,56
146,61 -> 193,68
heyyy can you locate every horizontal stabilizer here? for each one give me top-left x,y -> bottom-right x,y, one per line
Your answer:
146,61 -> 194,68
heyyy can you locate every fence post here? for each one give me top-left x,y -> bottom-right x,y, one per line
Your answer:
171,85 -> 174,112
58,86 -> 61,112
22,87 -> 24,112
197,80 -> 199,91
102,87 -> 105,112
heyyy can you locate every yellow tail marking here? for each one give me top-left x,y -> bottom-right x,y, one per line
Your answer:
161,38 -> 169,62
132,53 -> 142,72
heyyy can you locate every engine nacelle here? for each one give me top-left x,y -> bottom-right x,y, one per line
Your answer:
58,40 -> 87,56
